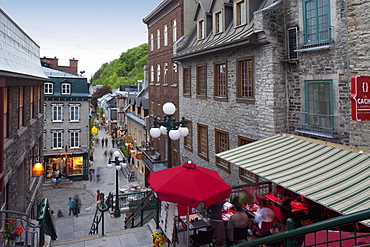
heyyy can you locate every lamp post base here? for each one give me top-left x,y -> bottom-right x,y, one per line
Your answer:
113,209 -> 121,218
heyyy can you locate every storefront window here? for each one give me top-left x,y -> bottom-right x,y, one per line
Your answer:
46,156 -> 83,178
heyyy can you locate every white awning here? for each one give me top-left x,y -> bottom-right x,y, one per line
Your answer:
217,134 -> 370,224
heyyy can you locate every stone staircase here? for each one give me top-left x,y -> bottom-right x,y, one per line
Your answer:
43,178 -> 74,190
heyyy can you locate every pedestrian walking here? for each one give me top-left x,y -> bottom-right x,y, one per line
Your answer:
55,169 -> 62,188
67,197 -> 75,216
96,190 -> 102,203
95,137 -> 99,147
103,150 -> 108,161
73,195 -> 81,217
109,149 -> 113,160
105,137 -> 108,147
111,138 -> 115,148
96,167 -> 101,182
52,171 -> 57,188
101,138 -> 104,148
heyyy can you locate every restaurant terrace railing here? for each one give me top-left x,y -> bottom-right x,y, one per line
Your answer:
232,208 -> 370,247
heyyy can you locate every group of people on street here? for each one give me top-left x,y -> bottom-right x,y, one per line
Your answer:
67,195 -> 81,217
52,169 -> 62,188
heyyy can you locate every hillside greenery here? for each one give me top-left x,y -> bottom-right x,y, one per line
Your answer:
90,43 -> 148,88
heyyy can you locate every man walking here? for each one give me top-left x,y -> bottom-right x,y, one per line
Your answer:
67,197 -> 75,216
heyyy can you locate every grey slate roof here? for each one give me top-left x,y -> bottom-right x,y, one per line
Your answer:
173,0 -> 278,60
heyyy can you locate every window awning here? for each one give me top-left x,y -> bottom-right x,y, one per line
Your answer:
216,133 -> 370,224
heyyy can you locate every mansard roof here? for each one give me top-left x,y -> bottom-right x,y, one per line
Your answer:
174,0 -> 279,61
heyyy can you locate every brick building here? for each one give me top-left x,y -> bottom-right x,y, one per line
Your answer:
41,56 -> 79,75
143,0 -> 197,167
0,9 -> 47,213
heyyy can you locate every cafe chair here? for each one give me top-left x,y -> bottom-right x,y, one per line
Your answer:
256,195 -> 272,209
252,220 -> 276,236
232,226 -> 249,244
271,203 -> 286,223
176,204 -> 189,243
189,227 -> 214,247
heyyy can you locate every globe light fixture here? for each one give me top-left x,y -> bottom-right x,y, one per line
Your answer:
107,150 -> 127,218
149,102 -> 189,168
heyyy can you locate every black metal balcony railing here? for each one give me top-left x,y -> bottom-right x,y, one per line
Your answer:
294,111 -> 338,138
297,26 -> 334,51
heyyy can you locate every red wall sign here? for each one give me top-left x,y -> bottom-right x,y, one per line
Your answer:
349,75 -> 370,121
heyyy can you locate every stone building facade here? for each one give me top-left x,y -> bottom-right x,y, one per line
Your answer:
143,0 -> 197,167
173,0 -> 370,186
347,0 -> 370,149
0,9 -> 47,213
42,66 -> 91,181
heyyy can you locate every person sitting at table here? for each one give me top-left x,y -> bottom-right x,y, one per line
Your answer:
239,189 -> 256,207
207,200 -> 226,246
260,222 -> 286,247
226,204 -> 250,245
254,206 -> 275,229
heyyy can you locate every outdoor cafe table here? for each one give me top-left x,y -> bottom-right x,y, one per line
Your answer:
264,194 -> 308,212
180,213 -> 210,234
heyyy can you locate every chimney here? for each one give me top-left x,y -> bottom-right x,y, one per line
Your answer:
69,58 -> 78,74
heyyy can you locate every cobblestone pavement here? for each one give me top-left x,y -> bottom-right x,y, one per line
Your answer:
43,128 -> 126,217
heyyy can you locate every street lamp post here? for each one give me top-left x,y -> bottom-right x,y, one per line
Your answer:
149,102 -> 189,168
107,150 -> 127,218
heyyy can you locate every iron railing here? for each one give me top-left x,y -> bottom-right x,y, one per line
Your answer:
296,26 -> 334,51
294,111 -> 338,138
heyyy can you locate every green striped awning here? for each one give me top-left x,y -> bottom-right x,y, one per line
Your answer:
216,134 -> 370,222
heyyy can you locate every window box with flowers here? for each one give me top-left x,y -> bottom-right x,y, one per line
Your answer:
0,219 -> 24,246
151,232 -> 166,247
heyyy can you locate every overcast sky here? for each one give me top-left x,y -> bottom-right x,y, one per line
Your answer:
1,0 -> 162,78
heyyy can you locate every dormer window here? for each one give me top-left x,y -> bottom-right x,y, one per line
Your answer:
235,0 -> 246,27
198,19 -> 205,40
61,83 -> 71,94
44,82 -> 53,94
214,10 -> 223,34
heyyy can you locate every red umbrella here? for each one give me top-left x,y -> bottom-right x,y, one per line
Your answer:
148,161 -> 232,208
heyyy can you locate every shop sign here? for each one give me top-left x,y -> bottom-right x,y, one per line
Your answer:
125,135 -> 133,143
349,75 -> 370,121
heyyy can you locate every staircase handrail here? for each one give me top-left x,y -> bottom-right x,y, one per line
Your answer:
124,191 -> 155,229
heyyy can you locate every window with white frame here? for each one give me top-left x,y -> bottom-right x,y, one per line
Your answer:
69,130 -> 80,148
150,65 -> 155,83
172,19 -> 177,43
163,63 -> 168,84
164,25 -> 168,46
150,33 -> 154,51
61,83 -> 71,94
44,83 -> 53,94
52,104 -> 63,122
69,104 -> 80,121
235,0 -> 246,26
172,62 -> 178,84
214,10 -> 223,34
51,130 -> 63,149
157,29 -> 161,49
157,64 -> 161,83
198,19 -> 205,40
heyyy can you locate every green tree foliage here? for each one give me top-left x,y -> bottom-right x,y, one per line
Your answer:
90,43 -> 148,88
91,85 -> 111,110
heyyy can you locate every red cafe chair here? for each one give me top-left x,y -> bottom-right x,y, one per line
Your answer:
252,220 -> 276,236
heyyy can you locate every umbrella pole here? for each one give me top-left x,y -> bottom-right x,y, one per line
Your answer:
186,206 -> 190,247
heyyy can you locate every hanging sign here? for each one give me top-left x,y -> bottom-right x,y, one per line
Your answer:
349,75 -> 370,121
91,127 -> 98,134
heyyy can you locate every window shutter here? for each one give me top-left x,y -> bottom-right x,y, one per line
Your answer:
288,27 -> 298,60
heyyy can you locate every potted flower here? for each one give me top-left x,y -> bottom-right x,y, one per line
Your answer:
1,219 -> 24,246
151,232 -> 166,247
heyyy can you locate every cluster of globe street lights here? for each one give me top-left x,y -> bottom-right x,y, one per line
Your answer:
149,102 -> 189,168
